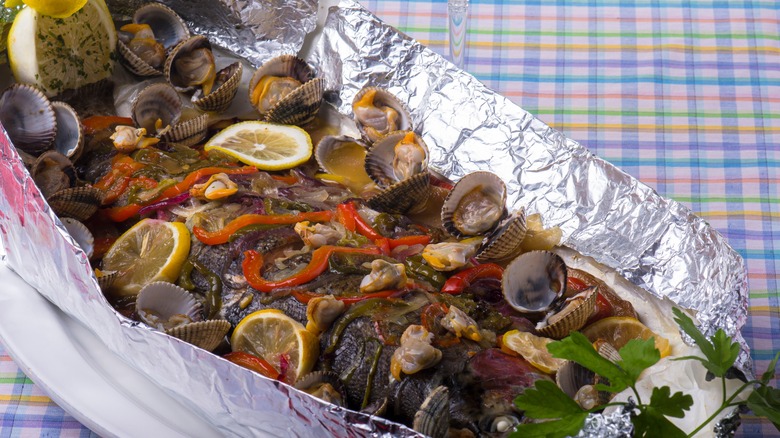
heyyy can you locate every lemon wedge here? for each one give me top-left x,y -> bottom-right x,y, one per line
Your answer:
102,219 -> 190,297
9,0 -> 87,17
204,121 -> 313,171
501,329 -> 566,374
582,316 -> 672,358
7,0 -> 115,96
231,309 -> 319,384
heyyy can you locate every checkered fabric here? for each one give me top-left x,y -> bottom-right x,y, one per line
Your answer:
1,0 -> 778,436
361,0 -> 779,435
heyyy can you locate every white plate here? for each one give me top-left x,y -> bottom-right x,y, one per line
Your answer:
0,261 -> 223,438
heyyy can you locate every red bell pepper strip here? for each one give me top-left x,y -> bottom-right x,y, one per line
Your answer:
194,210 -> 334,245
94,155 -> 146,205
82,115 -> 134,135
223,351 -> 281,380
440,263 -> 504,295
160,166 -> 256,199
290,289 -> 399,305
104,166 -> 257,222
336,203 -> 356,232
566,277 -> 588,293
340,202 -> 384,240
270,174 -> 298,185
242,245 -> 381,293
375,237 -> 391,256
388,234 -> 431,249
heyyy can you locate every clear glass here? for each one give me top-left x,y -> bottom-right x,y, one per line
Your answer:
447,0 -> 469,69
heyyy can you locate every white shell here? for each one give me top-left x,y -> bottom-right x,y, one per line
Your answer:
501,250 -> 567,318
0,84 -> 56,156
441,171 -> 507,238
51,102 -> 84,161
136,281 -> 203,330
61,218 -> 94,259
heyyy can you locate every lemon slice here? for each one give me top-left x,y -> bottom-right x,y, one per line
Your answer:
231,309 -> 319,383
10,0 -> 87,17
204,121 -> 313,171
7,0 -> 115,96
582,316 -> 672,358
102,219 -> 190,297
501,329 -> 566,374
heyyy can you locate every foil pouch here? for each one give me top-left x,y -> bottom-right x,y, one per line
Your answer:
0,0 -> 750,436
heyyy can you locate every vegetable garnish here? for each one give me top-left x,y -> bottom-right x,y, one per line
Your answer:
223,351 -> 280,380
242,245 -> 381,293
194,211 -> 334,245
440,263 -> 504,294
511,308 -> 780,437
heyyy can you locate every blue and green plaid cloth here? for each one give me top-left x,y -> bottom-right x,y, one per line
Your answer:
1,0 -> 778,435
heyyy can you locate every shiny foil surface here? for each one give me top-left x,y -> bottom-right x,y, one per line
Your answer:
106,0 -> 318,66
0,0 -> 750,436
310,0 -> 751,370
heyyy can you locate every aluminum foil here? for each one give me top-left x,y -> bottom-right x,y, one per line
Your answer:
310,0 -> 751,371
0,0 -> 751,436
105,0 -> 318,66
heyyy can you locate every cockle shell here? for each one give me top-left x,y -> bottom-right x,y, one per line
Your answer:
51,102 -> 84,161
166,320 -> 231,352
475,209 -> 528,262
61,217 -> 94,259
412,386 -> 449,438
0,84 -> 56,156
248,55 -> 323,126
537,286 -> 598,339
501,250 -> 567,319
47,186 -> 103,222
136,281 -> 203,329
116,3 -> 190,77
364,130 -> 429,187
131,82 -> 183,133
441,171 -> 507,238
352,87 -> 413,143
192,61 -> 243,113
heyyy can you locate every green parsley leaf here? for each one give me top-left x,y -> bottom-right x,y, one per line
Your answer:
633,407 -> 688,438
514,380 -> 586,419
548,332 -> 631,393
747,385 -> 780,431
648,386 -> 693,418
508,413 -> 589,438
618,338 -> 661,383
761,351 -> 779,385
672,308 -> 739,378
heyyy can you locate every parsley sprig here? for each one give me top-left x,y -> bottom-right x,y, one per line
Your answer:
511,308 -> 780,437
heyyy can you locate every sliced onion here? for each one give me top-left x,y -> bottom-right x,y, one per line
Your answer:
138,192 -> 191,216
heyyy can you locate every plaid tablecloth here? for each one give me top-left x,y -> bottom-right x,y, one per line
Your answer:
1,0 -> 778,436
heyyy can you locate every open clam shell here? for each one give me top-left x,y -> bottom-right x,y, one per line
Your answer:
136,281 -> 203,330
352,87 -> 413,143
131,82 -> 183,133
367,172 -> 430,214
116,3 -> 190,77
51,102 -> 84,161
31,151 -> 76,199
165,320 -> 231,352
248,55 -> 323,126
48,186 -> 103,222
192,61 -> 243,113
537,286 -> 598,339
264,78 -> 324,126
61,218 -> 94,259
364,130 -> 429,187
501,250 -> 567,319
164,35 -> 215,94
314,135 -> 369,174
0,84 -> 57,156
475,208 -> 527,262
442,171 -> 507,238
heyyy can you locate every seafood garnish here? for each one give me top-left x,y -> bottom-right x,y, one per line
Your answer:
7,4 -> 730,434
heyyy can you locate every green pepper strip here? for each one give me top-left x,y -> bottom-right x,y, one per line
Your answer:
194,210 -> 334,245
242,245 -> 380,293
362,338 -> 383,410
325,298 -> 386,355
227,224 -> 283,243
404,255 -> 447,290
177,260 -> 196,290
192,260 -> 222,320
